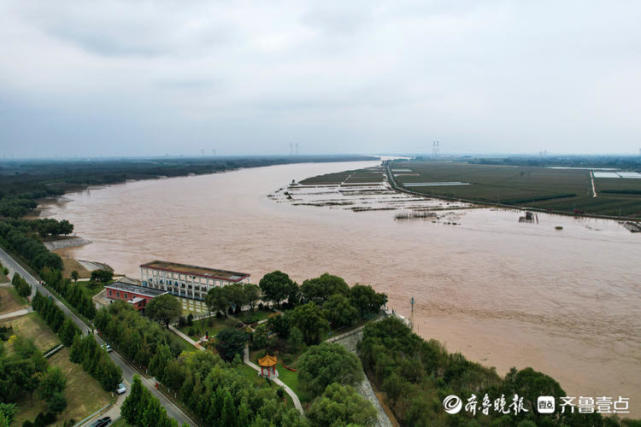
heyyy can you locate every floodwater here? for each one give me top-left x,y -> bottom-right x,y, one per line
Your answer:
42,160 -> 641,416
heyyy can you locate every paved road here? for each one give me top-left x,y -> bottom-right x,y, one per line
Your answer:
0,246 -> 197,426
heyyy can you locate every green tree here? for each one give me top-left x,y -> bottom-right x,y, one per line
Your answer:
39,367 -> 66,400
122,375 -> 146,424
298,343 -> 364,398
349,284 -> 387,319
224,283 -> 248,310
70,270 -> 79,283
206,287 -> 230,317
90,269 -> 113,283
307,383 -> 377,427
215,328 -> 248,362
322,294 -> 359,328
47,391 -> 67,414
149,344 -> 173,381
287,327 -> 304,354
0,403 -> 16,426
146,294 -> 182,328
267,314 -> 291,339
251,324 -> 270,350
259,271 -> 297,307
300,274 -> 349,304
243,284 -> 261,311
289,303 -> 329,345
59,318 -> 79,346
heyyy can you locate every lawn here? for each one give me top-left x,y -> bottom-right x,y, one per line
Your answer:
277,367 -> 302,400
76,280 -> 105,298
233,364 -> 298,408
0,287 -> 28,315
0,312 -> 60,352
233,309 -> 276,324
177,316 -> 241,340
12,348 -> 113,426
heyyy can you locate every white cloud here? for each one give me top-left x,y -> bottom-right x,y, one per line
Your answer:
1,0 -> 640,157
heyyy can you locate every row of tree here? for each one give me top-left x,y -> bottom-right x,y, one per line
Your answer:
32,291 -> 81,347
121,375 -> 180,427
40,268 -> 96,320
11,272 -> 31,298
70,334 -> 122,392
26,218 -> 74,238
205,282 -> 260,317
258,271 -> 386,313
94,301 -> 185,369
254,275 -> 387,349
0,220 -> 63,271
32,292 -> 122,392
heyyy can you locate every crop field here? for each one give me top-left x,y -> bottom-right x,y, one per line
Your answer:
299,167 -> 384,185
389,160 -> 641,218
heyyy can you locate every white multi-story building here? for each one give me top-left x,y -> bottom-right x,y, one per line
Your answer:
140,260 -> 250,313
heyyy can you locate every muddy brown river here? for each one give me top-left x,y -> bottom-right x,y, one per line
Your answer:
42,160 -> 641,416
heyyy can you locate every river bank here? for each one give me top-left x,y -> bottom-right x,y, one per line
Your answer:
40,160 -> 641,416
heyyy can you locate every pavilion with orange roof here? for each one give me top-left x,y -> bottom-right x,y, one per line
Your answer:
257,354 -> 278,378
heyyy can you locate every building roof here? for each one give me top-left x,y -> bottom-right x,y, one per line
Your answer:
258,354 -> 278,367
105,281 -> 167,298
140,260 -> 250,282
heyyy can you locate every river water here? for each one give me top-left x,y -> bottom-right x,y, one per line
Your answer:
41,160 -> 641,416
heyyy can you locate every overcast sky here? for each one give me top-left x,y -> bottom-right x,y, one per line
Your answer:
1,1 -> 640,158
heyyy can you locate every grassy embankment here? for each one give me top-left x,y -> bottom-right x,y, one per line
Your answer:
0,287 -> 28,315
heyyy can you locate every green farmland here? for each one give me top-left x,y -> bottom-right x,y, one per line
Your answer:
388,160 -> 641,218
299,166 -> 385,185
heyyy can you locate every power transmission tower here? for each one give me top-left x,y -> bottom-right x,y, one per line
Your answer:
432,140 -> 440,158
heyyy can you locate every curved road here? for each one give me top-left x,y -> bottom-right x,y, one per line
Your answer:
0,246 -> 197,426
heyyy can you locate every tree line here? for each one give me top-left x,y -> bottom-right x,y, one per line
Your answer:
0,220 -> 63,272
32,292 -> 122,392
121,375 -> 181,427
32,291 -> 80,347
11,272 -> 31,298
249,272 -> 387,349
40,268 -> 96,320
0,156 -> 373,220
358,317 -> 641,427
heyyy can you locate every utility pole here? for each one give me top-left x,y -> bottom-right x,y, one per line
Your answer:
410,296 -> 414,331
